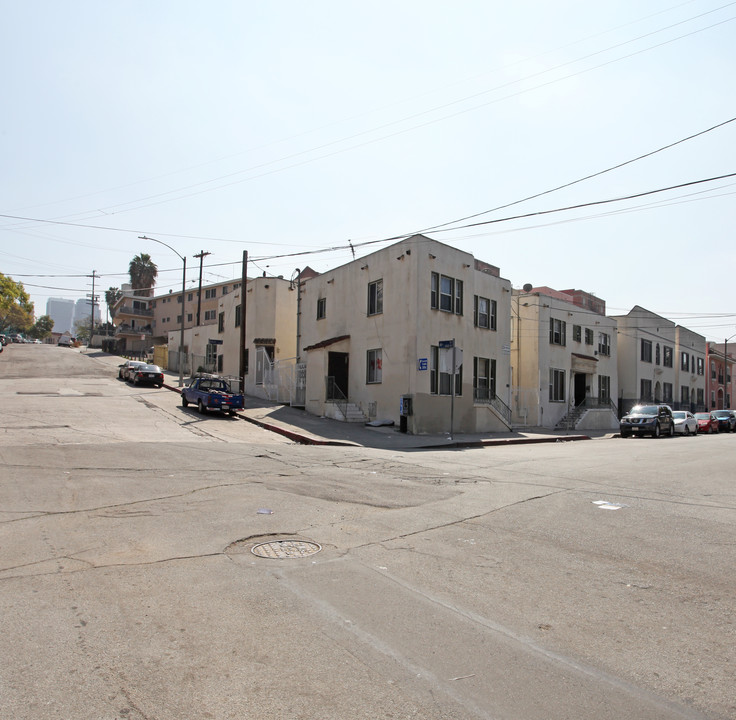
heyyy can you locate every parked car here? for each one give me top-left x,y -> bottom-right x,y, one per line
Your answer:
694,412 -> 719,434
181,375 -> 244,415
128,364 -> 164,388
118,360 -> 147,381
672,410 -> 698,436
620,404 -> 675,438
711,409 -> 736,433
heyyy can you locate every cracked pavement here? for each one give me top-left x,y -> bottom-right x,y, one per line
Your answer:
1,345 -> 734,719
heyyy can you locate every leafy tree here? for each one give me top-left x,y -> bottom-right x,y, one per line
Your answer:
28,315 -> 54,340
73,317 -> 92,342
105,287 -> 123,319
128,254 -> 158,297
0,273 -> 34,333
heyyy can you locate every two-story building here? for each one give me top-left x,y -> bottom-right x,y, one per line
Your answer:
510,286 -> 619,430
168,275 -> 299,395
151,279 -> 238,346
298,234 -> 512,434
611,306 -> 706,413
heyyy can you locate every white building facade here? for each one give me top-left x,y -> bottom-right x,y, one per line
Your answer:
299,235 -> 513,434
510,287 -> 619,430
612,306 -> 706,413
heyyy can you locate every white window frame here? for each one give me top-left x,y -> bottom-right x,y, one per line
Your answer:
366,349 -> 382,383
549,368 -> 565,402
367,279 -> 383,316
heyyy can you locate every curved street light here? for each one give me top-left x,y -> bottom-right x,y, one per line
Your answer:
138,235 -> 186,386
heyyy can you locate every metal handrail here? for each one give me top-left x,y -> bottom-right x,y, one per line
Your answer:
474,388 -> 512,425
325,376 -> 349,419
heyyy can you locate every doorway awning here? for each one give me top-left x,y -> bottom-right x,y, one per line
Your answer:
303,334 -> 350,352
571,352 -> 598,374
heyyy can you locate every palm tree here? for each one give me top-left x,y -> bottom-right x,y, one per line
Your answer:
128,254 -> 158,297
105,287 -> 123,319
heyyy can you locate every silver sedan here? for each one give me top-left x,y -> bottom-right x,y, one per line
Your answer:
672,410 -> 698,436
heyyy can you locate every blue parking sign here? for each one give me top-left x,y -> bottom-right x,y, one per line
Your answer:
418,358 -> 428,371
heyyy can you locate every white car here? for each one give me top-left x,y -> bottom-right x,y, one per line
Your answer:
672,410 -> 698,436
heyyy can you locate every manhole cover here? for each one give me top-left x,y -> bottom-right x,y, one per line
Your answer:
251,540 -> 322,559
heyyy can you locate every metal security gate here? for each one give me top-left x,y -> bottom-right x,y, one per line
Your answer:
292,362 -> 306,407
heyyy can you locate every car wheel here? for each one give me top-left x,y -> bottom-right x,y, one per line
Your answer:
683,425 -> 690,436
653,422 -> 661,438
182,395 -> 189,407
198,399 -> 205,414
621,431 -> 630,438
156,384 -> 163,388
668,422 -> 675,437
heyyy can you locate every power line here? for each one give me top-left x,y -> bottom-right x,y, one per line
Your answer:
415,116 -> 736,234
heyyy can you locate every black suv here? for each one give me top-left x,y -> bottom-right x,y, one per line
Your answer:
620,404 -> 675,438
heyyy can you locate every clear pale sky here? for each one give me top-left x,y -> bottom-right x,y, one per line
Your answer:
2,1 -> 735,341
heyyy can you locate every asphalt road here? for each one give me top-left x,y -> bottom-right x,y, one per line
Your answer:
0,344 -> 734,719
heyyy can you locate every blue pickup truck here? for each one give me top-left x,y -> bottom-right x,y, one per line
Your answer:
181,376 -> 244,415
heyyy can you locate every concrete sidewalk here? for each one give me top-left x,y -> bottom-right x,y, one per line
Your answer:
88,350 -> 610,450
234,395 -> 605,450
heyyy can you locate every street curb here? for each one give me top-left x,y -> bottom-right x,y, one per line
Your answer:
165,383 -> 354,446
164,383 -> 594,448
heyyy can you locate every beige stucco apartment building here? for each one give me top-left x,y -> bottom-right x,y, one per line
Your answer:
168,275 -> 298,396
151,279 -> 238,346
298,235 -> 512,434
510,286 -> 619,430
611,306 -> 706,412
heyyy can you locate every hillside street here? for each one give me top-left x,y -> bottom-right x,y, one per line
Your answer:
0,344 -> 734,719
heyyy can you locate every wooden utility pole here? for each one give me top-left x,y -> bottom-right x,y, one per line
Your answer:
194,250 -> 211,326
239,250 -> 248,392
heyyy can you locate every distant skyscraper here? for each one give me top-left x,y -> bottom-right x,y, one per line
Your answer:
73,297 -> 101,329
46,298 -> 75,334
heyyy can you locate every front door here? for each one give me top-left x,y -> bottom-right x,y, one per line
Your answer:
327,352 -> 349,399
574,373 -> 586,406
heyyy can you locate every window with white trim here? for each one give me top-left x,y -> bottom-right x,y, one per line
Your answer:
431,272 -> 463,315
598,332 -> 610,356
366,349 -> 382,383
473,357 -> 496,401
430,345 -> 462,396
367,279 -> 383,316
641,339 -> 652,363
474,296 -> 496,330
549,369 -> 565,402
317,297 -> 326,320
549,318 -> 566,346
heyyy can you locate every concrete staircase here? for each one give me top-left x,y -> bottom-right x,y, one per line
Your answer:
325,400 -> 367,423
554,405 -> 587,431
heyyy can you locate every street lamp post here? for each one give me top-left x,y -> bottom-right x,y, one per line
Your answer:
139,235 -> 187,386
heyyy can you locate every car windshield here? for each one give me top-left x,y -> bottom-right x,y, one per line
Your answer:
672,411 -> 687,419
629,405 -> 658,416
695,413 -> 711,420
713,411 -> 730,418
